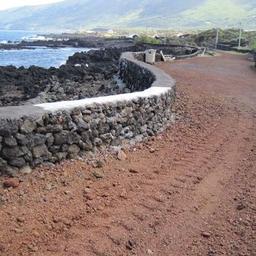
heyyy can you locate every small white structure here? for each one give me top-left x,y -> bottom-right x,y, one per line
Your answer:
160,50 -> 166,62
145,49 -> 157,64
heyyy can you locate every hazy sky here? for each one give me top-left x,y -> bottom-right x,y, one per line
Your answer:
0,0 -> 64,10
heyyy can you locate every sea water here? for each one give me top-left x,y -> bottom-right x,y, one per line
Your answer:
0,30 -> 37,42
0,30 -> 91,68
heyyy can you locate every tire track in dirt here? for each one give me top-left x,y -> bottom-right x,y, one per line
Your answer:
0,52 -> 255,256
58,95 -> 253,256
93,111 -> 253,256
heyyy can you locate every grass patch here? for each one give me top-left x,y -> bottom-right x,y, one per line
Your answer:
135,34 -> 161,45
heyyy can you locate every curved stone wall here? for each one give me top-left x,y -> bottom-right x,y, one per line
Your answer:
0,52 -> 176,175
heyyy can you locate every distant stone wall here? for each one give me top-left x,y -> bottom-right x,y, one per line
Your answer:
0,52 -> 176,175
138,43 -> 199,56
133,48 -> 201,63
119,54 -> 155,91
253,51 -> 256,67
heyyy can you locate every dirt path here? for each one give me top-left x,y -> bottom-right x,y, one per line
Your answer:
0,52 -> 255,256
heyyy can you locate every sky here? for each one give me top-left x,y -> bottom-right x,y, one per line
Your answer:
0,0 -> 64,10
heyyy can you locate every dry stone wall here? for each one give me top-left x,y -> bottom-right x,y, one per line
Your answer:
0,52 -> 176,175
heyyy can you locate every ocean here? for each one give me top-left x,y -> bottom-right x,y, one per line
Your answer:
0,30 -> 91,68
0,30 -> 38,42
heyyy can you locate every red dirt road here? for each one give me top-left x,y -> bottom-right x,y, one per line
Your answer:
0,52 -> 256,256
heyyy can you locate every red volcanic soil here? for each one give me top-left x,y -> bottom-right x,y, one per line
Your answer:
0,52 -> 255,256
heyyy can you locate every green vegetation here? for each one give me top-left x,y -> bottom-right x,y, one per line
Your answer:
181,29 -> 256,48
193,29 -> 244,47
135,35 -> 160,45
0,0 -> 255,31
250,40 -> 256,51
180,0 -> 252,28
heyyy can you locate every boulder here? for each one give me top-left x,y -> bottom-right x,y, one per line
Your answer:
4,136 -> 18,147
46,133 -> 54,147
68,145 -> 80,155
9,158 -> 26,168
20,166 -> 32,174
32,144 -> 49,158
74,118 -> 89,131
55,152 -> 68,161
2,146 -> 24,160
0,119 -> 19,136
16,133 -> 30,146
33,134 -> 46,146
0,158 -> 8,173
20,119 -> 37,134
3,178 -> 20,188
117,149 -> 127,161
54,131 -> 70,145
94,138 -> 103,146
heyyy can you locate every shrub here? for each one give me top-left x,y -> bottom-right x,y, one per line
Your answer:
136,34 -> 160,45
250,39 -> 256,51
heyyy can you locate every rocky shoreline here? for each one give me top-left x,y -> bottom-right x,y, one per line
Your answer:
0,40 -> 197,107
0,44 -> 35,50
0,38 -> 135,51
0,46 -> 143,107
